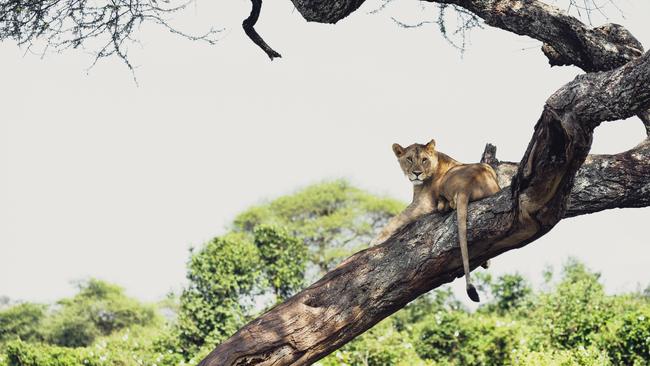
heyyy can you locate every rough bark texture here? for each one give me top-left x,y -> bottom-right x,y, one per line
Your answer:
289,0 -> 366,23
289,0 -> 644,72
427,0 -> 644,72
198,1 -> 650,365
483,140 -> 650,218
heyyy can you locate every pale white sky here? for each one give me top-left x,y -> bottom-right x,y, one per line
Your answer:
1,0 -> 648,304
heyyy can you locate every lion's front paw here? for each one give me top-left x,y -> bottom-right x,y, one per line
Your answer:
437,201 -> 451,213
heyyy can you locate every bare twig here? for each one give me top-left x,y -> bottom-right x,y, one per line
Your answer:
0,0 -> 222,75
242,0 -> 281,60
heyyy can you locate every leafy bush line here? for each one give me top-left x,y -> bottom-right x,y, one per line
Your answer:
1,182 -> 649,366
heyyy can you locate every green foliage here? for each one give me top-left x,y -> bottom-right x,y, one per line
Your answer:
233,179 -> 403,272
392,288 -> 461,332
176,233 -> 262,354
44,279 -> 158,347
0,303 -> 46,343
319,318 -> 421,366
510,346 -> 612,366
601,306 -> 650,365
532,258 -> 610,349
254,225 -> 308,300
173,180 -> 401,355
413,311 -> 521,366
2,325 -> 190,366
318,258 -> 650,366
491,273 -> 532,314
4,340 -> 86,366
2,182 -> 650,366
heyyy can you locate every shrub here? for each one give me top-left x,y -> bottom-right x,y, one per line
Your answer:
254,225 -> 308,300
44,279 -> 158,347
531,259 -> 611,349
176,233 -> 262,354
0,303 -> 46,343
4,340 -> 87,366
601,307 -> 650,365
491,274 -> 532,314
319,318 -> 422,366
413,311 -> 521,366
233,180 -> 403,272
511,346 -> 612,366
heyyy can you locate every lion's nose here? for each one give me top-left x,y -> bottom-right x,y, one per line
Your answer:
413,171 -> 423,177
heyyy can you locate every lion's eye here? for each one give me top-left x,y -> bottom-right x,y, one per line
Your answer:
422,158 -> 428,163
406,157 -> 413,163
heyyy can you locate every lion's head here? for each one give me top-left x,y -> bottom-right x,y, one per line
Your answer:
392,139 -> 438,186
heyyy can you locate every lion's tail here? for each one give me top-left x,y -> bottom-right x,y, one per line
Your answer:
456,192 -> 480,302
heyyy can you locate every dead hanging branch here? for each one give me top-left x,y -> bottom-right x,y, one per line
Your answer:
243,0 -> 281,60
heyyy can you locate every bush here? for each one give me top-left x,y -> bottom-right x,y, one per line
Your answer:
510,346 -> 612,366
0,303 -> 46,343
176,233 -> 262,354
390,289 -> 465,338
601,307 -> 650,365
531,259 -> 611,349
319,318 -> 422,366
254,225 -> 307,300
3,325 -> 190,366
491,274 -> 532,314
4,340 -> 88,366
233,180 -> 403,272
44,279 -> 158,347
413,311 -> 521,366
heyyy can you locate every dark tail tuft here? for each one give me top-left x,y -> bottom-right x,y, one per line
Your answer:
467,284 -> 480,302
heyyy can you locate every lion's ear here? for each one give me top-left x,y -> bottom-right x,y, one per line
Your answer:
425,139 -> 436,151
392,143 -> 405,157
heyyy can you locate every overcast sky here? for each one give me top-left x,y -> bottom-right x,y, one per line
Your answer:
1,0 -> 648,304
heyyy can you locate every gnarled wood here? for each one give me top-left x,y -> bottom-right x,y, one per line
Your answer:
243,0 -> 281,60
289,0 -> 366,23
428,0 -> 644,72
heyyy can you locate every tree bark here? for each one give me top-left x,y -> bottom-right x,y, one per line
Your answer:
243,0 -> 282,59
427,0 -> 644,71
199,1 -> 650,365
289,0 -> 367,23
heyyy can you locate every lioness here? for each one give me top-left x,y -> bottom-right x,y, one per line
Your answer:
371,139 -> 500,302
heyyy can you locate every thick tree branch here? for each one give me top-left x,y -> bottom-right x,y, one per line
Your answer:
243,0 -> 281,60
424,0 -> 643,72
289,0 -> 367,23
483,140 -> 650,217
290,0 -> 643,73
199,49 -> 650,365
289,0 -> 650,129
419,0 -> 650,146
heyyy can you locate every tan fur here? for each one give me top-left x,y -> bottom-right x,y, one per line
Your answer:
372,139 -> 500,301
